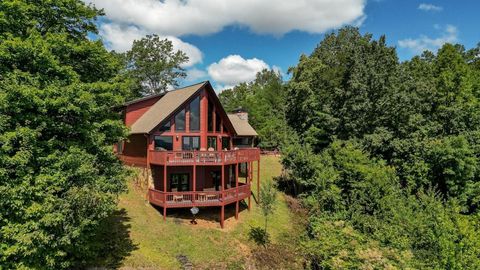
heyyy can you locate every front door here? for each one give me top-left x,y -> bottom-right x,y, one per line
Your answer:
170,173 -> 189,191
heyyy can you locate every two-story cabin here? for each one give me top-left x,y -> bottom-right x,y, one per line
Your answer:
116,81 -> 260,228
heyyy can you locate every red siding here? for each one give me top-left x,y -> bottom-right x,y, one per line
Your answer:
125,96 -> 162,127
120,134 -> 147,166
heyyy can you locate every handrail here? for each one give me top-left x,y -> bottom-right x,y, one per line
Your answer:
148,182 -> 251,206
149,148 -> 260,165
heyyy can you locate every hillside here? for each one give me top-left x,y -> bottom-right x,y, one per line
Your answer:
94,156 -> 302,269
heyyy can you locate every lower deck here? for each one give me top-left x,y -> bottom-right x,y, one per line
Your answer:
148,182 -> 250,208
146,160 -> 259,228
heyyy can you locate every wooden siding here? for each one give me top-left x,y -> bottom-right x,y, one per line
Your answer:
125,96 -> 162,127
120,134 -> 147,166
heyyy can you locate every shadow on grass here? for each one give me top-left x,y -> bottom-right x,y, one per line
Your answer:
86,208 -> 138,269
151,200 -> 249,224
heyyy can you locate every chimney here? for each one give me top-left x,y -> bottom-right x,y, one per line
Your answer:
233,107 -> 248,121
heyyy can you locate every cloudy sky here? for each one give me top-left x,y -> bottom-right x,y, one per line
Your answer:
84,0 -> 479,90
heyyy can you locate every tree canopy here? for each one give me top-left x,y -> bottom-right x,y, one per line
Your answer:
280,27 -> 480,268
125,34 -> 189,96
219,69 -> 289,149
0,0 -> 129,268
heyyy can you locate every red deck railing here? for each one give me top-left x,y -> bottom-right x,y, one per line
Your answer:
148,183 -> 251,208
149,148 -> 260,166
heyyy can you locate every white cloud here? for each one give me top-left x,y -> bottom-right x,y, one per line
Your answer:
398,25 -> 458,54
418,3 -> 443,12
185,68 -> 208,82
99,24 -> 145,52
99,23 -> 203,67
85,0 -> 366,36
207,55 -> 269,86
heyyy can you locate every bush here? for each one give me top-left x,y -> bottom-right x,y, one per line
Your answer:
248,226 -> 270,247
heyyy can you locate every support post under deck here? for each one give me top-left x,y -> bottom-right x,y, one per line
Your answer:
257,159 -> 260,200
220,164 -> 225,228
235,163 -> 239,220
163,164 -> 167,220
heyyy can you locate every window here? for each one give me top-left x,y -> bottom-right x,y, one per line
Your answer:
159,121 -> 171,132
189,96 -> 200,131
222,137 -> 230,150
170,173 -> 189,191
154,136 -> 173,151
208,101 -> 213,132
116,141 -> 123,154
233,137 -> 252,148
175,109 -> 185,131
182,136 -> 200,150
208,136 -> 217,150
215,112 -> 221,132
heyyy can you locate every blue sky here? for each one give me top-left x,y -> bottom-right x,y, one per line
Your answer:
85,0 -> 479,90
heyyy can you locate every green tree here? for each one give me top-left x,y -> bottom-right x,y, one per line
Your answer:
250,182 -> 277,247
0,1 -> 129,268
281,27 -> 480,268
286,27 -> 399,151
125,34 -> 188,96
219,69 -> 288,149
259,181 -> 277,233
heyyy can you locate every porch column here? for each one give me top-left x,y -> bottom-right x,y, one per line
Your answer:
247,162 -> 251,210
163,164 -> 167,220
257,159 -> 260,200
220,164 -> 225,228
221,164 -> 225,192
235,162 -> 239,220
193,155 -> 196,204
245,162 -> 248,183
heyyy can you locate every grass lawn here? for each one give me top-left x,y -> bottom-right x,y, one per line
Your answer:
107,155 -> 301,269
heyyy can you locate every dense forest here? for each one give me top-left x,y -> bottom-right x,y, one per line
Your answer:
220,28 -> 480,269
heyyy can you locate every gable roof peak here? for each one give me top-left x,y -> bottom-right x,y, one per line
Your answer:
129,81 -> 208,134
124,81 -> 208,107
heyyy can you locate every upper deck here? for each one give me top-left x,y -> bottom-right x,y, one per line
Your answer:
148,148 -> 260,166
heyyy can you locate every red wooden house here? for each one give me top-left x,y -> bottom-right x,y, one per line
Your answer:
116,81 -> 260,228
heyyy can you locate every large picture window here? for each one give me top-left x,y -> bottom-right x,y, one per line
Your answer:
182,136 -> 200,150
215,111 -> 221,132
208,101 -> 213,132
154,136 -> 173,151
175,109 -> 185,131
189,96 -> 200,131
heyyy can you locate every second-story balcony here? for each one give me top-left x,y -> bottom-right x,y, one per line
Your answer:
149,148 -> 260,166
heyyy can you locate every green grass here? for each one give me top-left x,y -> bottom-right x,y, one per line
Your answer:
112,156 -> 298,269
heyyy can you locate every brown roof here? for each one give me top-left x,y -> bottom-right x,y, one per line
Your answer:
228,114 -> 258,136
129,82 -> 206,134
